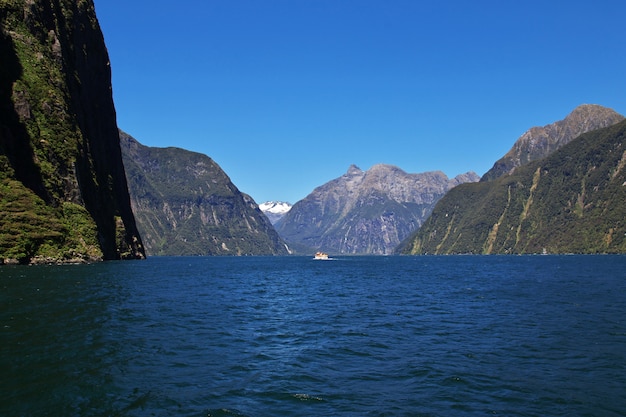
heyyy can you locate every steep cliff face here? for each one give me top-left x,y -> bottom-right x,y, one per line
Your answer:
400,120 -> 626,255
481,104 -> 624,181
0,0 -> 145,263
275,164 -> 478,255
120,132 -> 289,256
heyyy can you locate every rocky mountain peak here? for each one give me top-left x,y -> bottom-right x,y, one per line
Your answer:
566,103 -> 619,123
275,164 -> 478,255
401,119 -> 626,255
346,164 -> 363,175
481,104 -> 624,181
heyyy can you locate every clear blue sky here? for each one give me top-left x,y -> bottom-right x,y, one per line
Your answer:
94,0 -> 625,204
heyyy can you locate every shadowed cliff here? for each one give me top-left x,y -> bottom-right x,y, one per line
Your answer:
0,0 -> 144,263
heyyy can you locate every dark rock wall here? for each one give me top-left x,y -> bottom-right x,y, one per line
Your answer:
0,0 -> 144,262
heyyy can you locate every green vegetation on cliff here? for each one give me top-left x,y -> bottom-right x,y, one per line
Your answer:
0,178 -> 101,262
481,104 -> 624,182
400,120 -> 626,254
0,0 -> 145,263
121,132 -> 289,256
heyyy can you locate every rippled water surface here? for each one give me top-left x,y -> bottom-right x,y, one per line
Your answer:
2,255 -> 626,416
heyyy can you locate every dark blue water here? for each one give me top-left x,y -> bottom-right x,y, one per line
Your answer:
1,256 -> 625,416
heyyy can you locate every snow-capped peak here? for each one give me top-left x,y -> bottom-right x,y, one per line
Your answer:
259,201 -> 292,215
259,201 -> 292,224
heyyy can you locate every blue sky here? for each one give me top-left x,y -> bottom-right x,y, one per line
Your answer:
94,0 -> 626,204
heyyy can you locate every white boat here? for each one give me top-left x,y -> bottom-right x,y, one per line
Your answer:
313,251 -> 329,260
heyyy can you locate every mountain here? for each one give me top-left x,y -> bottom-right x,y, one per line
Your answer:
275,164 -> 479,255
0,0 -> 145,264
259,201 -> 292,224
120,132 -> 289,256
481,104 -> 624,181
399,119 -> 626,254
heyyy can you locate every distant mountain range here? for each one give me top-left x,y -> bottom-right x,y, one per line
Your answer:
399,106 -> 626,254
259,201 -> 292,224
121,104 -> 626,257
117,102 -> 626,257
275,164 -> 479,255
120,132 -> 289,256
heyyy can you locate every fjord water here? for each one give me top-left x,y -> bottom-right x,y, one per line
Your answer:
2,256 -> 625,416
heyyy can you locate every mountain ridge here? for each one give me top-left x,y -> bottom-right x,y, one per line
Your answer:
399,118 -> 626,254
481,104 -> 624,181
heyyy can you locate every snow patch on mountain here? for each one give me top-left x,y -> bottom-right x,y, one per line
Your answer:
259,201 -> 292,224
259,201 -> 292,214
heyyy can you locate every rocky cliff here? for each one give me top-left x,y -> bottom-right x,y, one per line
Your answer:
0,0 -> 144,263
481,104 -> 624,181
275,164 -> 479,255
400,119 -> 626,254
120,132 -> 289,256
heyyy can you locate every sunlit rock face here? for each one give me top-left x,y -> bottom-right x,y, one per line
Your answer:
275,164 -> 478,255
481,104 -> 624,182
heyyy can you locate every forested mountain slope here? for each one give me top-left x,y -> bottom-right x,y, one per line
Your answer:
399,120 -> 626,254
482,104 -> 623,181
121,132 -> 289,256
